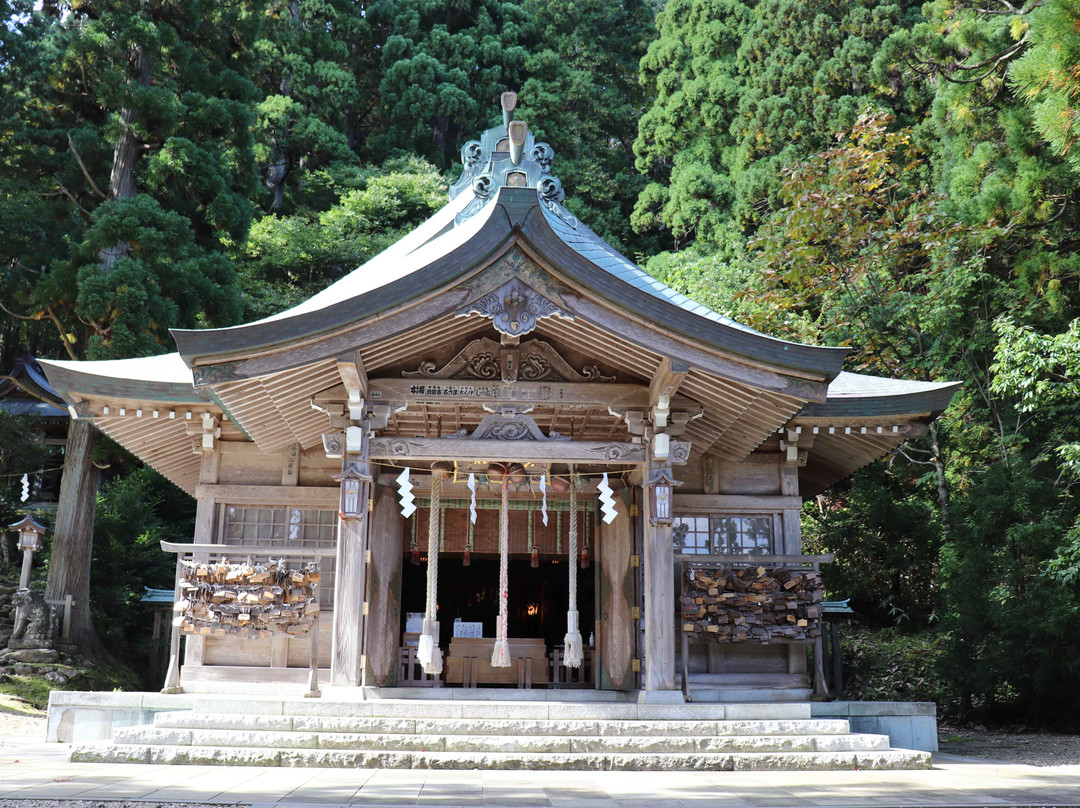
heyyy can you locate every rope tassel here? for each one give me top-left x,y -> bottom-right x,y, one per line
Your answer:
564,473 -> 583,668
491,478 -> 511,668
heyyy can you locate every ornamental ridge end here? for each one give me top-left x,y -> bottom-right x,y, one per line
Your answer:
450,93 -> 577,229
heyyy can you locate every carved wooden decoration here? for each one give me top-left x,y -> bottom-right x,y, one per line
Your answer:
447,408 -> 570,442
457,277 -> 572,338
403,337 -> 613,384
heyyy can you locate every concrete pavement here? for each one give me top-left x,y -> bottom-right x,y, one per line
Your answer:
2,740 -> 1080,807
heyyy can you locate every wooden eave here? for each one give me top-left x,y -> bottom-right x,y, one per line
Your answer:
38,356 -> 222,494
172,189 -> 848,398
68,395 -> 224,495
204,300 -> 811,463
786,373 -> 961,495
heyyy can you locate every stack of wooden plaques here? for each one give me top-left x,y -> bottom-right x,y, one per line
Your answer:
173,558 -> 321,639
681,566 -> 823,643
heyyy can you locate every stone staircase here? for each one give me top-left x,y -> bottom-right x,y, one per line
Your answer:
70,697 -> 931,770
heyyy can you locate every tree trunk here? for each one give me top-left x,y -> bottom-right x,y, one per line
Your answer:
101,48 -> 151,267
45,418 -> 110,661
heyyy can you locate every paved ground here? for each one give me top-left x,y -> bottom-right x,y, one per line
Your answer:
2,739 -> 1080,808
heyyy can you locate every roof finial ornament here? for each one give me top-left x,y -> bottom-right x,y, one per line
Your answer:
508,121 -> 527,165
501,91 -> 517,128
449,91 -> 576,228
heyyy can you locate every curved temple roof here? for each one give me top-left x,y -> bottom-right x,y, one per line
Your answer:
39,97 -> 959,496
169,116 -> 848,388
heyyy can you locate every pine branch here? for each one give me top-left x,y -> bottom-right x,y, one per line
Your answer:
67,132 -> 108,201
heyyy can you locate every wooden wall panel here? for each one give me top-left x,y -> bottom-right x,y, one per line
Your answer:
715,455 -> 781,495
365,490 -> 404,686
218,442 -> 281,486
331,500 -> 368,686
597,514 -> 634,690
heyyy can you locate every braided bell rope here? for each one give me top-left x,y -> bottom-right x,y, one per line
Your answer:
563,477 -> 583,667
491,478 -> 511,667
418,473 -> 443,674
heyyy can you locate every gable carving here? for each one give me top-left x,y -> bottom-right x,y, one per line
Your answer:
447,408 -> 570,442
457,276 -> 572,338
403,337 -> 614,384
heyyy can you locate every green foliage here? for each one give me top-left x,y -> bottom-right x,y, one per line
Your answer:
839,624 -> 952,708
1,0 -> 259,360
939,462 -> 1080,726
749,110 -> 997,376
251,0 -> 377,213
239,157 -> 445,319
89,465 -> 193,655
368,0 -> 532,167
991,317 -> 1080,585
803,466 -> 943,625
0,411 -> 46,531
516,0 -> 656,254
634,0 -> 920,247
1010,0 -> 1080,174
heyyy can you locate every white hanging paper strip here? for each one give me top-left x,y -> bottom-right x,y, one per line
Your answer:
396,467 -> 416,518
20,473 -> 29,503
598,472 -> 618,524
540,474 -> 548,526
467,473 -> 477,525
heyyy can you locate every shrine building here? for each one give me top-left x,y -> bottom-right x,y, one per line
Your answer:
40,95 -> 959,701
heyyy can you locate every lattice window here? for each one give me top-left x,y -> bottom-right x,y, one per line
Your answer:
711,515 -> 773,554
223,506 -> 337,605
673,514 -> 775,555
673,516 -> 712,554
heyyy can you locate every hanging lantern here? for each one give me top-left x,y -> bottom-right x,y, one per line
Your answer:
333,463 -> 371,520
9,515 -> 46,552
645,466 -> 682,526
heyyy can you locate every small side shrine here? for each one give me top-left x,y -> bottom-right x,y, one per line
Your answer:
41,94 -> 959,699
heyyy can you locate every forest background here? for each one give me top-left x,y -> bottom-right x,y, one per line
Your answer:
2,0 -> 1080,728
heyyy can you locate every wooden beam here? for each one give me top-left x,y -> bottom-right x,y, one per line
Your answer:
337,351 -> 368,420
369,377 -> 653,409
367,436 -> 647,464
194,483 -> 338,508
673,494 -> 803,511
649,358 -> 689,407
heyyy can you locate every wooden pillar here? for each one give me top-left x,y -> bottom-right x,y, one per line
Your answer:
598,512 -> 634,690
331,488 -> 369,686
184,439 -> 221,669
164,418 -> 219,692
643,483 -> 675,691
364,488 -> 404,686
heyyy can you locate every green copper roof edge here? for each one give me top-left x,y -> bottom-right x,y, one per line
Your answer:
795,381 -> 962,419
171,189 -> 847,389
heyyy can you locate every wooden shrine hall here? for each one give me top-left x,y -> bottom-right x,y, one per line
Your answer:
41,94 -> 959,700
